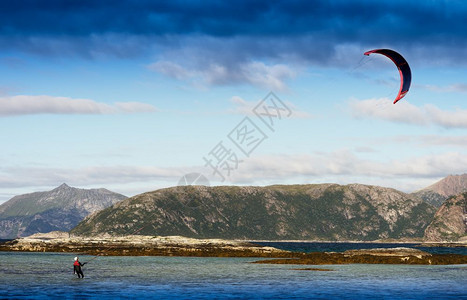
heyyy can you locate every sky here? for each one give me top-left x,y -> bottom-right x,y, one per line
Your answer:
0,0 -> 466,203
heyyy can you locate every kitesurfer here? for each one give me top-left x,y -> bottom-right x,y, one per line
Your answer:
73,256 -> 86,278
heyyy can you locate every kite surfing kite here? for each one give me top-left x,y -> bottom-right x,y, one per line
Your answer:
364,49 -> 411,104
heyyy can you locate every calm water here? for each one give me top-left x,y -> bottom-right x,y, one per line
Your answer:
0,251 -> 466,299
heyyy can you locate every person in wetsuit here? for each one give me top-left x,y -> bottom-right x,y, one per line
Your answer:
73,257 -> 86,278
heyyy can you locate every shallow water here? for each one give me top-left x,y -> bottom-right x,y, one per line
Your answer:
0,252 -> 466,299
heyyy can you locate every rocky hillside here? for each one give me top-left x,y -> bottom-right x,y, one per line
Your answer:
413,174 -> 467,207
424,193 -> 467,242
0,184 -> 127,239
71,184 -> 436,241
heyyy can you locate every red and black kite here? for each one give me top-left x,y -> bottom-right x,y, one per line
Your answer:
364,49 -> 412,104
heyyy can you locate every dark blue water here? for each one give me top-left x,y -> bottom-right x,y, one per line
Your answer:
0,251 -> 466,299
252,242 -> 467,255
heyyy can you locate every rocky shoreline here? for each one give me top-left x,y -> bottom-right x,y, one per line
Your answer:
0,232 -> 289,258
1,232 -> 466,265
252,247 -> 467,265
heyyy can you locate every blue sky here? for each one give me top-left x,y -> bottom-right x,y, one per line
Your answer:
1,0 -> 466,203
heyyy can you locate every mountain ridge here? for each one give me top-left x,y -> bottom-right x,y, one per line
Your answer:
71,183 -> 436,241
0,184 -> 127,238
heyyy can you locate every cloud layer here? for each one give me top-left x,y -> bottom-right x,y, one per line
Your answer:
2,1 -> 465,41
0,95 -> 156,116
149,60 -> 296,90
2,1 -> 467,66
239,151 -> 467,180
1,150 -> 464,199
349,98 -> 467,128
3,1 -> 467,90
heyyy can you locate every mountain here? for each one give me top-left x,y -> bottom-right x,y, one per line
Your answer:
413,174 -> 467,207
0,184 -> 127,239
424,192 -> 467,242
71,184 -> 436,241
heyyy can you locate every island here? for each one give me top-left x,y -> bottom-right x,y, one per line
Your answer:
1,232 -> 466,265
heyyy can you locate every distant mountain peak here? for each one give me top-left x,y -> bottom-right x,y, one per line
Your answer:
412,174 -> 467,207
0,185 -> 127,239
56,183 -> 71,189
420,174 -> 467,197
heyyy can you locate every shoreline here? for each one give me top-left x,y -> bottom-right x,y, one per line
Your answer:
0,233 -> 466,265
0,234 -> 293,258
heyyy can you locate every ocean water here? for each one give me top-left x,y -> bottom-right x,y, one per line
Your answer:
0,251 -> 466,299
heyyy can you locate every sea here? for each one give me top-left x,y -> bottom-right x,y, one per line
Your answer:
0,242 -> 466,299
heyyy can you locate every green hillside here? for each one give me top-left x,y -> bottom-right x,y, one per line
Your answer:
71,184 -> 436,241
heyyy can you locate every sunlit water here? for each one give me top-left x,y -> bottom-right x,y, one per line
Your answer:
1,251 -> 466,299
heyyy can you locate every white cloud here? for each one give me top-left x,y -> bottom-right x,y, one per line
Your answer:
1,150 -> 466,201
0,165 -> 193,202
424,104 -> 467,128
237,62 -> 296,91
0,95 -> 157,116
114,102 -> 158,113
381,135 -> 467,148
417,135 -> 467,146
229,96 -> 254,115
421,83 -> 467,93
148,61 -> 193,80
224,150 -> 467,191
148,60 -> 296,91
349,98 -> 467,128
354,146 -> 378,153
0,165 -> 188,203
0,164 -> 207,189
353,135 -> 467,149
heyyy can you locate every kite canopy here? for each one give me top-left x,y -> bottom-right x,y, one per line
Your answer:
364,49 -> 411,104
